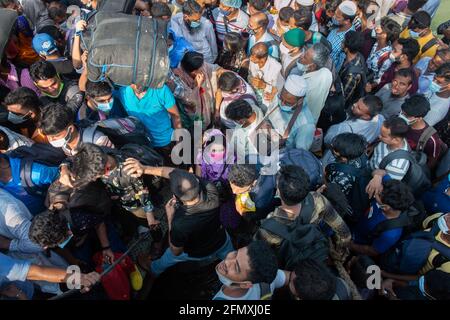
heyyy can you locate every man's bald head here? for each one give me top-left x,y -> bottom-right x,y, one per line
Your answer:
250,42 -> 268,59
249,11 -> 269,30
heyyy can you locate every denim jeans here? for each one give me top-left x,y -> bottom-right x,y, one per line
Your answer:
150,232 -> 234,276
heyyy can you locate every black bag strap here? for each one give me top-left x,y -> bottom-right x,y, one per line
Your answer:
259,282 -> 272,300
416,126 -> 437,152
19,158 -> 45,196
379,149 -> 414,170
369,209 -> 420,239
421,38 -> 438,55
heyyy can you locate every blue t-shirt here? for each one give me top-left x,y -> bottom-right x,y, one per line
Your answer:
353,201 -> 403,254
0,157 -> 59,215
421,177 -> 450,214
117,85 -> 175,147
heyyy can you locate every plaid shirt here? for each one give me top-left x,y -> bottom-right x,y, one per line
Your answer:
327,26 -> 355,72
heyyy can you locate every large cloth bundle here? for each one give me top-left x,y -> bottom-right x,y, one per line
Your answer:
0,9 -> 18,58
97,0 -> 137,14
87,12 -> 169,88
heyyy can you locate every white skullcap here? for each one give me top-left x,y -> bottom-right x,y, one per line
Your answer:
295,0 -> 314,6
339,1 -> 357,16
284,75 -> 307,97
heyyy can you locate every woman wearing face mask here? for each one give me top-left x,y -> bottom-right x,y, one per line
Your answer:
366,17 -> 401,86
195,129 -> 234,205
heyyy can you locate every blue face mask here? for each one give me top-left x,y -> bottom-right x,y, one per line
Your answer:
96,98 -> 114,113
429,81 -> 442,93
168,45 -> 174,54
190,20 -> 201,28
371,29 -> 377,38
332,17 -> 341,26
7,111 -> 29,124
409,30 -> 421,38
437,214 -> 449,235
280,104 -> 293,112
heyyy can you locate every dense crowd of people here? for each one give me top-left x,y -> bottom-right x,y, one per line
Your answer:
0,0 -> 449,301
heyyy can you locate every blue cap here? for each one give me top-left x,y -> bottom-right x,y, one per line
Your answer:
32,33 -> 58,56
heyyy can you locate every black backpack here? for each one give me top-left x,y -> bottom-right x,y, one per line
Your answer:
379,149 -> 431,196
8,144 -> 67,197
325,158 -> 371,224
260,197 -> 330,271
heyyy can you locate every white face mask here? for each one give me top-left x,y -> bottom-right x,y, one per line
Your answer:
437,215 -> 449,235
49,128 -> 72,148
279,43 -> 290,56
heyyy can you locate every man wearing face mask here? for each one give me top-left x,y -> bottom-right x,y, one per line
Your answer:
213,240 -> 289,300
212,0 -> 249,45
248,42 -> 284,111
80,80 -> 126,122
290,43 -> 332,123
424,63 -> 450,127
38,103 -> 114,158
3,87 -> 48,144
29,61 -> 84,115
326,0 -> 356,73
416,48 -> 450,95
266,74 -> 315,151
279,28 -> 305,78
399,11 -> 438,65
401,95 -> 447,170
372,38 -> 420,95
247,12 -> 279,61
170,0 -> 218,64
350,179 -> 415,257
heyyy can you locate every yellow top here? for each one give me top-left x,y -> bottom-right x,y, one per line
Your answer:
399,29 -> 438,64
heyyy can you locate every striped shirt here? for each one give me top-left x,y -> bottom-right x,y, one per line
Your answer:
327,26 -> 355,73
369,140 -> 411,180
212,8 -> 249,43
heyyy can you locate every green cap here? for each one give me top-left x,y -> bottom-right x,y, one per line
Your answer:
283,28 -> 306,48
